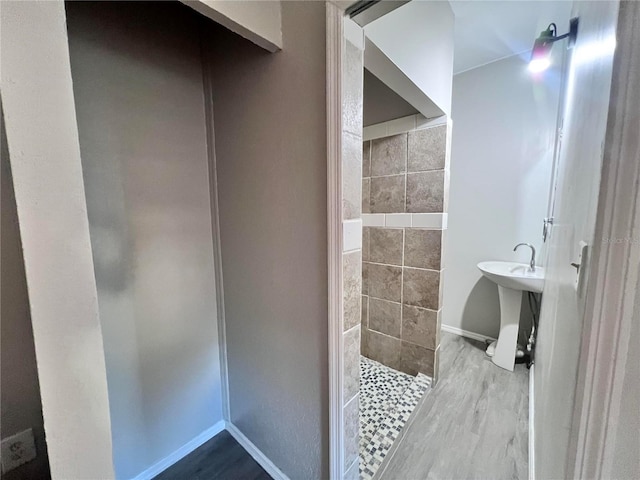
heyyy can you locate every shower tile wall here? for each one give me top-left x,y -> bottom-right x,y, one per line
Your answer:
361,123 -> 449,380
341,23 -> 363,480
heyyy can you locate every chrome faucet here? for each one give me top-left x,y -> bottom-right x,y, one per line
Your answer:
514,243 -> 536,272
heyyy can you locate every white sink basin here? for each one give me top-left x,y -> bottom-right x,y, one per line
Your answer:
477,261 -> 545,293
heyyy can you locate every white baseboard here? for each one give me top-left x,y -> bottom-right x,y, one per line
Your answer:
226,422 -> 289,480
529,364 -> 535,480
131,420 -> 225,480
441,324 -> 497,343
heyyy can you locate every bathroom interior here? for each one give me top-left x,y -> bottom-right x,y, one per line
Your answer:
352,1 -> 574,478
1,0 -> 628,479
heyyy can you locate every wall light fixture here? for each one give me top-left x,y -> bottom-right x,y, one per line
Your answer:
529,18 -> 579,73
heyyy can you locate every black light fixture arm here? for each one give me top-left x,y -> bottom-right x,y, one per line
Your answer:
537,18 -> 579,48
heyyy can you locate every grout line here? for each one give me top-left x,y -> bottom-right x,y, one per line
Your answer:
365,293 -> 440,312
344,322 -> 360,334
365,260 -> 441,274
367,297 -> 402,306
344,390 -> 359,408
400,227 -> 405,340
404,135 -> 408,214
363,114 -> 448,141
369,173 -> 406,180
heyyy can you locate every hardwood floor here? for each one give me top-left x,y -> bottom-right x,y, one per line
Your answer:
154,430 -> 271,480
376,332 -> 529,480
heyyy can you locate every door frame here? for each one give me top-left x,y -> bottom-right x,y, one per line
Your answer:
326,4 -> 345,479
327,2 -> 640,480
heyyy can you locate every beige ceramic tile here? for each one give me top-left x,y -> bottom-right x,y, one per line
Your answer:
343,251 -> 361,331
342,40 -> 363,137
406,171 -> 444,213
344,394 -> 359,468
370,175 -> 405,213
345,457 -> 359,480
435,307 -> 442,349
368,263 -> 402,303
407,125 -> 446,172
361,295 -> 369,327
362,227 -> 370,262
403,267 -> 441,310
342,131 -> 362,220
369,227 -> 403,266
362,177 -> 371,214
343,325 -> 360,402
366,330 -> 402,370
400,341 -> 435,376
432,345 -> 440,385
369,297 -> 402,338
361,325 -> 369,356
371,133 -> 407,176
362,261 -> 369,295
402,305 -> 439,349
404,229 -> 442,269
440,229 -> 447,269
363,140 -> 371,178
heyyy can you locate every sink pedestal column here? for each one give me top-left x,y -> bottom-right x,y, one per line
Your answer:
492,285 -> 522,371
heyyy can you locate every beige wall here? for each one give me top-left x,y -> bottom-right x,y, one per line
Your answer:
0,2 -> 115,477
1,110 -> 50,480
361,124 -> 449,379
534,1 -> 620,478
66,3 -> 223,478
202,2 -> 329,478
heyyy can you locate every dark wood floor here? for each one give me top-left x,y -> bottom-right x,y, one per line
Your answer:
154,430 -> 271,480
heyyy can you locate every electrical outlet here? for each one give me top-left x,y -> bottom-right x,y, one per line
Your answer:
1,428 -> 37,473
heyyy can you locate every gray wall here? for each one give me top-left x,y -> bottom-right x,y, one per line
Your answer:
203,2 -> 329,478
66,3 -> 223,478
1,109 -> 51,480
445,54 -> 561,339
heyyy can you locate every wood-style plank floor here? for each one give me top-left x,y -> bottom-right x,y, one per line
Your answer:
154,430 -> 271,480
376,332 -> 529,480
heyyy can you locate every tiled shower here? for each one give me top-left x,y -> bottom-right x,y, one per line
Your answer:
361,122 -> 450,380
339,18 -> 452,480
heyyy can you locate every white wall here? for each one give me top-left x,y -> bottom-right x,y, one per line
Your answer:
203,2 -> 329,478
444,54 -> 561,338
534,1 -> 620,478
182,0 -> 282,52
66,3 -> 223,478
0,2 -> 115,477
364,0 -> 454,116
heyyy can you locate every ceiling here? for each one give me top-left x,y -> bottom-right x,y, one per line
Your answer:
450,1 -> 573,75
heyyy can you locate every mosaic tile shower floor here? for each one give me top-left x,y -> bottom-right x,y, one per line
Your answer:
359,357 -> 431,480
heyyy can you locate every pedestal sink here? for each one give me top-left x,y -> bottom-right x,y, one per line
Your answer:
477,261 -> 545,371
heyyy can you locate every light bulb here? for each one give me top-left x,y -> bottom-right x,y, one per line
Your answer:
528,57 -> 551,73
